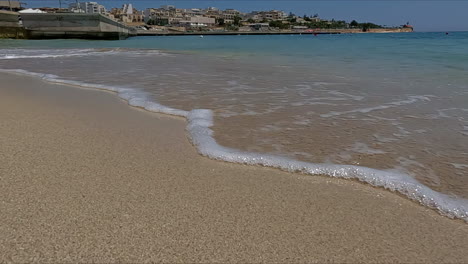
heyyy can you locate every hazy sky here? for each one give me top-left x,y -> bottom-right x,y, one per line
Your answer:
22,1 -> 468,32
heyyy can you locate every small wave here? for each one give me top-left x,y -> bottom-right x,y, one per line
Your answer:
0,48 -> 169,60
0,48 -> 95,60
321,95 -> 432,118
0,53 -> 93,60
327,90 -> 365,101
2,68 -> 468,222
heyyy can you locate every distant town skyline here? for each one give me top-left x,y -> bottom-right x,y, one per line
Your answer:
21,0 -> 468,32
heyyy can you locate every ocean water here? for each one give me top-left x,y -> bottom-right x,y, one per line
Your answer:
1,32 -> 468,221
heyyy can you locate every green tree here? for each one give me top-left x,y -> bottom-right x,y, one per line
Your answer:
269,20 -> 289,30
350,20 -> 358,27
233,15 -> 242,26
217,18 -> 225,26
226,24 -> 239,31
247,18 -> 255,23
156,19 -> 168,26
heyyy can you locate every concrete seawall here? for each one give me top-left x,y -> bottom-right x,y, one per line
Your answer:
20,13 -> 134,40
0,12 -> 135,40
0,10 -> 25,38
0,10 -> 20,27
0,10 -> 26,38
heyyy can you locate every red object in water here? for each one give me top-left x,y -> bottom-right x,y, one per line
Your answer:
314,33 -> 318,36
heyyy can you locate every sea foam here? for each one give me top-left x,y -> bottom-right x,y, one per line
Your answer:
0,48 -> 169,60
2,68 -> 468,222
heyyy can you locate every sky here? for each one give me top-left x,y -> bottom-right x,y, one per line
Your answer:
21,1 -> 468,32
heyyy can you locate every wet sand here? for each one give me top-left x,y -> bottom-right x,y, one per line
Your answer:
1,72 -> 468,263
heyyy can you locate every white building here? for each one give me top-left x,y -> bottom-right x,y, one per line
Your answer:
179,16 -> 215,27
69,2 -> 106,14
122,3 -> 133,15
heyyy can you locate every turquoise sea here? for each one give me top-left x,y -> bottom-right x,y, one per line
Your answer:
1,32 -> 468,220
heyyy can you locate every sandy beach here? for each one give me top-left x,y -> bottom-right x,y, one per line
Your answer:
1,72 -> 467,263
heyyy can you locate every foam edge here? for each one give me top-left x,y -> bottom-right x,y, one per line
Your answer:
186,110 -> 468,222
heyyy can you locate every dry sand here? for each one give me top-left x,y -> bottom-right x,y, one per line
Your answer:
1,72 -> 467,263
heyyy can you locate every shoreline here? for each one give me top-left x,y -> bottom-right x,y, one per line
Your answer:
3,68 -> 468,223
1,71 -> 468,262
136,27 -> 413,37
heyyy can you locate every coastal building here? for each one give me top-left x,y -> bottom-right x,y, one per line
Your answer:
245,10 -> 286,22
204,7 -> 222,22
144,5 -> 220,26
144,6 -> 182,25
261,10 -> 286,21
222,9 -> 241,24
68,2 -> 106,14
0,0 -> 21,11
111,4 -> 144,25
182,8 -> 204,17
179,16 -> 215,28
143,5 -> 250,27
123,4 -> 133,14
